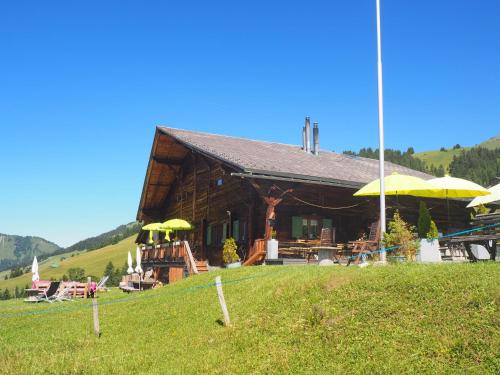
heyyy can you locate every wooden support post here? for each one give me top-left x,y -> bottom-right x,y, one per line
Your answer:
92,297 -> 100,337
215,276 -> 231,326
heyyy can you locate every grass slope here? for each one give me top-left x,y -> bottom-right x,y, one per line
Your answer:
0,263 -> 498,374
0,236 -> 136,292
415,136 -> 500,171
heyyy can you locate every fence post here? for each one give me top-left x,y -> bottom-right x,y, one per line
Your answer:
92,297 -> 100,337
215,276 -> 231,326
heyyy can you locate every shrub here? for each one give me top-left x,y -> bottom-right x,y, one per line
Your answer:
222,238 -> 240,264
383,210 -> 420,261
417,201 -> 432,239
427,220 -> 439,240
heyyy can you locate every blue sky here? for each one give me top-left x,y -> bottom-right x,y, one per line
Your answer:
0,0 -> 498,247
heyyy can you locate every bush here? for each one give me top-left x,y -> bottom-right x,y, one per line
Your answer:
427,220 -> 439,240
383,210 -> 420,261
222,238 -> 240,264
68,267 -> 86,282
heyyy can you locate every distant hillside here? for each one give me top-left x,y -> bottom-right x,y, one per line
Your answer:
0,235 -> 136,293
65,222 -> 141,253
0,222 -> 141,274
415,136 -> 500,171
0,234 -> 62,272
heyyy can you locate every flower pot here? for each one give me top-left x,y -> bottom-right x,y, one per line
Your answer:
226,261 -> 241,269
417,239 -> 442,263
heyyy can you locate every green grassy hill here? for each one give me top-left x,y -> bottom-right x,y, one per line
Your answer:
0,236 -> 136,292
0,263 -> 498,374
0,234 -> 62,272
415,136 -> 500,171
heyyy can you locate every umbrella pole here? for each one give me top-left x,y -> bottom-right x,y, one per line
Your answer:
447,197 -> 450,233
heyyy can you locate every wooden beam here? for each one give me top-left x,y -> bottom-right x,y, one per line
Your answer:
153,157 -> 184,166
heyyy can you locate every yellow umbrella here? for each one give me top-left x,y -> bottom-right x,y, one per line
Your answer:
354,172 -> 438,197
467,182 -> 500,208
427,175 -> 490,198
142,222 -> 165,231
142,222 -> 172,243
161,219 -> 193,230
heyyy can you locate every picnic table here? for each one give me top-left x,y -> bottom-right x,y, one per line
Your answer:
447,212 -> 499,261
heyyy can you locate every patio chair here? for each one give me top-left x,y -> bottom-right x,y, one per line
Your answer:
96,275 -> 110,291
348,220 -> 381,265
24,281 -> 61,303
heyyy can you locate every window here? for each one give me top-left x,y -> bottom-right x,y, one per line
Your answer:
233,220 -> 240,241
292,216 -> 328,240
206,224 -> 212,245
302,218 -> 319,240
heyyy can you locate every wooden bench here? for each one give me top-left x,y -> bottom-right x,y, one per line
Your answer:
447,212 -> 500,261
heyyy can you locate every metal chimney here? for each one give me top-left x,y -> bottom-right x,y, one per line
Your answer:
313,122 -> 319,155
305,117 -> 311,153
302,126 -> 306,150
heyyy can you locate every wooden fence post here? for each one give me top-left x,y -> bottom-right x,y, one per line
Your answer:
92,297 -> 100,337
215,276 -> 231,326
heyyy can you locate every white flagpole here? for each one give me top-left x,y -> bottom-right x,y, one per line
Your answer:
376,0 -> 387,263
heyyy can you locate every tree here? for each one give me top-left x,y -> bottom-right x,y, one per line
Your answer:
449,147 -> 500,186
2,288 -> 11,300
453,144 -> 461,149
440,147 -> 446,152
417,201 -> 432,239
68,267 -> 86,282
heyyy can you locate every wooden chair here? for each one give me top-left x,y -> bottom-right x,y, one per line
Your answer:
349,220 -> 381,264
320,227 -> 336,247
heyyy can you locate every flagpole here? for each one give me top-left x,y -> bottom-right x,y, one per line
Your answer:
376,0 -> 386,263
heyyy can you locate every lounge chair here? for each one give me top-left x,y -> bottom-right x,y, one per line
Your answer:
348,220 -> 381,265
24,281 -> 61,303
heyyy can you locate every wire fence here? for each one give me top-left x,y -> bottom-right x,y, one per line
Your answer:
0,223 -> 498,320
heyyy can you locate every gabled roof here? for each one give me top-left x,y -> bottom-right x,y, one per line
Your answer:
159,127 -> 432,184
137,126 -> 433,220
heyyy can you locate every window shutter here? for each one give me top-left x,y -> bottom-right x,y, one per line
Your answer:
322,219 -> 333,229
222,223 -> 227,242
292,216 -> 303,239
206,225 -> 212,245
233,220 -> 240,241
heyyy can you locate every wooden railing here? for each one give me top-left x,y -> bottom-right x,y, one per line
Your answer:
141,242 -> 199,275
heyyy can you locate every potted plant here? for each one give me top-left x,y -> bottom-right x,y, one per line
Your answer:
223,237 -> 241,268
416,202 -> 442,262
383,210 -> 420,262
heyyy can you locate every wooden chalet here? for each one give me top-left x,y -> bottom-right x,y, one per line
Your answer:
136,122 -> 470,272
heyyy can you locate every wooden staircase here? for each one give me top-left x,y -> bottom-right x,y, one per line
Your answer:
195,260 -> 209,273
243,239 -> 267,266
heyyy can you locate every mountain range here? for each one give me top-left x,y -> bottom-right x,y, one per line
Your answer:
0,222 -> 141,273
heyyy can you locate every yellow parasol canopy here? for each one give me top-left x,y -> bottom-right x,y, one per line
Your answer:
142,222 -> 165,231
467,182 -> 500,207
161,219 -> 193,230
426,175 -> 490,199
353,172 -> 438,197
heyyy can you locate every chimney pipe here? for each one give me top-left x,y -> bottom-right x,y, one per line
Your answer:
313,122 -> 319,155
302,126 -> 306,150
305,117 -> 311,153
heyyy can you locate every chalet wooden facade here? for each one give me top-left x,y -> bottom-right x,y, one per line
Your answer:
136,126 -> 470,267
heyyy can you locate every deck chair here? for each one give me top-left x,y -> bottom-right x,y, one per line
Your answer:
49,283 -> 76,303
25,281 -> 61,303
348,220 -> 381,265
96,275 -> 110,291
